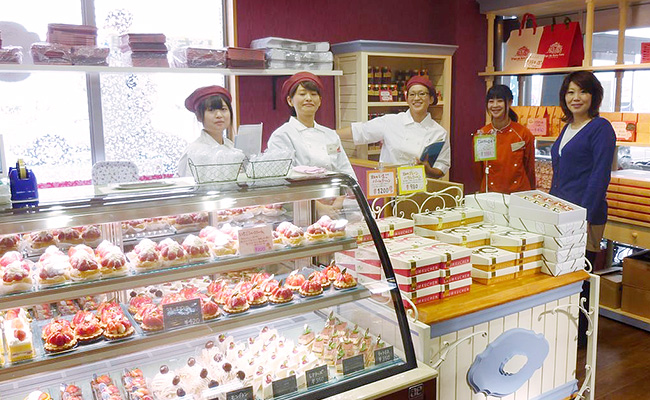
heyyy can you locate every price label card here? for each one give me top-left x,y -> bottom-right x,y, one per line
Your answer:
272,375 -> 298,397
527,117 -> 548,137
342,354 -> 365,375
397,165 -> 426,195
474,134 -> 497,162
524,53 -> 545,69
162,298 -> 203,330
225,386 -> 254,400
379,89 -> 393,102
305,365 -> 329,388
366,169 -> 396,199
237,225 -> 273,256
374,346 -> 394,365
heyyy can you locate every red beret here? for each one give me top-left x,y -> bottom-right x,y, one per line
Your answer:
281,72 -> 324,101
405,76 -> 437,104
185,85 -> 232,113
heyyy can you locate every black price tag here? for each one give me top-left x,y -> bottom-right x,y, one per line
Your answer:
162,298 -> 203,330
374,346 -> 394,365
272,375 -> 298,397
305,365 -> 329,388
342,354 -> 365,375
225,386 -> 254,400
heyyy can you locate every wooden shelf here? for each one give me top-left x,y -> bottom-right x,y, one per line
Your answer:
0,285 -> 370,382
477,0 -> 649,18
0,239 -> 357,310
536,137 -> 650,147
600,305 -> 650,333
0,64 -> 343,76
479,63 -> 650,77
417,270 -> 589,325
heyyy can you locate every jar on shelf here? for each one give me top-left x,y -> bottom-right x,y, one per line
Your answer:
381,66 -> 392,84
367,84 -> 373,102
368,66 -> 373,84
373,66 -> 382,85
390,84 -> 398,100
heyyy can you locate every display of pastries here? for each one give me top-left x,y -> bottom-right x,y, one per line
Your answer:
0,233 -> 22,254
223,292 -> 250,314
36,246 -> 71,288
140,304 -> 164,331
43,318 -> 77,353
299,276 -> 323,297
157,238 -> 189,267
181,234 -> 211,261
3,308 -> 35,362
1,259 -> 34,294
269,282 -> 294,304
56,227 -> 84,246
333,268 -> 357,289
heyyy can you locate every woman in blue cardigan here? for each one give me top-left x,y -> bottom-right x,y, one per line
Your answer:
550,71 -> 616,267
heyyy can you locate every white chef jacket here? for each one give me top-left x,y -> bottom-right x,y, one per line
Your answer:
351,110 -> 450,174
177,130 -> 235,177
267,117 -> 356,179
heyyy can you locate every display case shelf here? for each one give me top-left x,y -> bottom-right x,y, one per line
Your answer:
0,238 -> 357,310
0,63 -> 342,76
0,285 -> 371,382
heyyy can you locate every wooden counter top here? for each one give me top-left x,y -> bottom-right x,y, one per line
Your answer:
417,270 -> 589,325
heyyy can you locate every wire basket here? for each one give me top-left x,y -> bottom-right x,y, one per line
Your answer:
244,158 -> 292,179
188,159 -> 242,183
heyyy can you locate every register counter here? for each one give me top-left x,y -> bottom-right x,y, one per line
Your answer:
408,271 -> 590,400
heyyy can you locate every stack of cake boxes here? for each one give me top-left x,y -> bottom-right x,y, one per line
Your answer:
508,190 -> 587,276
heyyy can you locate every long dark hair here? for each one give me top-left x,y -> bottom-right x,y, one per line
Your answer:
195,94 -> 233,125
559,71 -> 603,123
288,81 -> 321,117
486,84 -> 518,122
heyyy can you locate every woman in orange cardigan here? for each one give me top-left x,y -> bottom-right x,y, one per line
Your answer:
472,84 -> 536,193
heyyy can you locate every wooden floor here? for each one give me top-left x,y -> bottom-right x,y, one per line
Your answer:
577,315 -> 650,399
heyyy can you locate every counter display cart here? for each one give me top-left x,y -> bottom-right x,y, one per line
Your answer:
0,174 -> 435,400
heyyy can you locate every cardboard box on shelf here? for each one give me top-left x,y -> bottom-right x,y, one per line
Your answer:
510,216 -> 587,237
489,229 -> 543,252
621,285 -> 650,319
636,122 -> 650,144
413,209 -> 463,231
600,112 -> 622,123
418,242 -> 473,269
448,206 -> 484,225
430,226 -> 490,248
510,190 -> 587,225
464,192 -> 510,215
517,247 -> 544,265
542,246 -> 585,263
517,260 -> 543,277
386,234 -> 439,249
472,265 -> 519,285
439,277 -> 472,299
622,250 -> 650,291
471,245 -> 518,271
375,216 -> 414,238
541,257 -> 585,276
483,211 -> 511,226
543,232 -> 587,250
600,272 -> 622,309
388,249 -> 446,277
439,262 -> 472,284
467,222 -> 510,234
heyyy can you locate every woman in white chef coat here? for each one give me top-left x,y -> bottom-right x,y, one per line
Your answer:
267,72 -> 356,178
177,85 -> 236,177
338,76 -> 450,178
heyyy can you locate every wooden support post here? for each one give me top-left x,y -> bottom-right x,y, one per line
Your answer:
486,13 -> 496,73
614,0 -> 628,112
583,0 -> 595,67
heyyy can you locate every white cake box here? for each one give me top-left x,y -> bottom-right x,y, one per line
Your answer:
543,232 -> 588,250
413,209 -> 463,231
509,190 -> 586,225
418,242 -> 472,268
395,269 -> 441,292
400,284 -> 441,304
467,222 -> 510,234
439,262 -> 472,284
464,192 -> 510,215
541,257 -> 585,277
517,260 -> 544,277
517,247 -> 543,264
356,260 -> 382,281
483,210 -> 511,226
354,241 -> 411,268
414,226 -> 441,239
448,206 -> 484,225
439,277 -> 472,299
385,234 -> 440,249
345,219 -> 390,243
375,216 -> 415,238
509,216 -> 587,238
334,252 -> 358,272
388,249 -> 445,277
490,229 -> 544,252
430,226 -> 490,248
472,265 -> 519,285
542,247 -> 585,263
471,246 -> 518,271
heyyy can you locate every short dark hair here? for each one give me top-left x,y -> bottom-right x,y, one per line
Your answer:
195,94 -> 233,125
486,84 -> 518,123
559,71 -> 603,123
288,81 -> 321,116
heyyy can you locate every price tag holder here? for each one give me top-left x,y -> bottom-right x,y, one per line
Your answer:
305,365 -> 329,388
374,346 -> 394,365
272,375 -> 298,397
379,89 -> 393,102
225,386 -> 254,400
342,354 -> 365,375
397,165 -> 426,195
237,225 -> 273,256
162,298 -> 203,330
524,53 -> 545,69
366,168 -> 396,199
473,134 -> 497,162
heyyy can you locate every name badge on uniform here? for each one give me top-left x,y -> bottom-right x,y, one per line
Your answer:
511,141 -> 525,152
327,143 -> 341,155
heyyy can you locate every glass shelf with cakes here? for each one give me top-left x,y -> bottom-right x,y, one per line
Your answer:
0,173 -> 419,400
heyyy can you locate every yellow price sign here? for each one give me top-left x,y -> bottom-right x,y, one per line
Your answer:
397,165 -> 426,195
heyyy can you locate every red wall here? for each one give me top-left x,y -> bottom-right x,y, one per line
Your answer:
235,0 -> 485,191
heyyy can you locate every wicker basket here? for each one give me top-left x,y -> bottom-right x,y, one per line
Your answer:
244,158 -> 292,179
188,159 -> 242,183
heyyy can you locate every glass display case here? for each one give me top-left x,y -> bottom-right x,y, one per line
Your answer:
0,174 -> 417,400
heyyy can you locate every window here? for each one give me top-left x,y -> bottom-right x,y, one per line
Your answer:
0,0 -> 226,185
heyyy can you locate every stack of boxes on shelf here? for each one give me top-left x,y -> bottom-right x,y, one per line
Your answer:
621,251 -> 650,319
251,37 -> 333,70
601,112 -> 650,143
119,33 -> 169,67
606,169 -> 650,225
31,24 -> 109,65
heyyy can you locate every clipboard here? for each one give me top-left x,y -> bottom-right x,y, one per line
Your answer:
420,141 -> 444,167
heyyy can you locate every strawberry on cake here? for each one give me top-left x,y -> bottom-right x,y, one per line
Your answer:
27,230 -> 57,249
199,294 -> 221,320
282,225 -> 305,247
80,225 -> 102,246
103,313 -> 135,340
158,238 -> 189,267
72,311 -> 103,342
223,292 -> 250,314
308,270 -> 330,289
182,234 -> 211,262
299,276 -> 323,297
284,271 -> 306,291
130,240 -> 162,271
0,234 -> 21,253
1,260 -> 35,294
323,261 -> 341,282
96,242 -> 129,277
55,227 -> 84,246
269,282 -> 293,304
43,320 -> 77,353
246,285 -> 268,307
128,293 -> 153,315
333,268 -> 357,289
305,223 -> 328,243
69,250 -> 101,281
0,250 -> 22,268
140,305 -> 164,331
